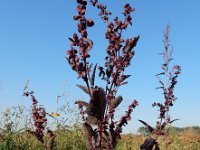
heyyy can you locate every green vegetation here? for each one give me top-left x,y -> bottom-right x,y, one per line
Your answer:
0,106 -> 199,150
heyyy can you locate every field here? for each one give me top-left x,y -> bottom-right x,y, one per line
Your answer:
0,126 -> 200,149
117,130 -> 200,150
0,105 -> 200,150
1,0 -> 200,150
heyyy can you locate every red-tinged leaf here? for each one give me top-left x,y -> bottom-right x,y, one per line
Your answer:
75,100 -> 88,107
138,120 -> 155,133
83,123 -> 94,138
83,123 -> 94,150
122,75 -> 131,81
158,52 -> 165,55
161,64 -> 166,70
103,130 -> 109,137
161,122 -> 167,130
89,63 -> 93,70
169,119 -> 179,124
90,63 -> 97,87
76,84 -> 90,94
158,79 -> 164,86
68,37 -> 74,42
86,87 -> 106,121
87,115 -> 97,124
155,86 -> 164,90
161,119 -> 179,130
124,36 -> 139,52
140,137 -> 158,150
110,96 -> 123,109
120,82 -> 128,86
155,72 -> 165,76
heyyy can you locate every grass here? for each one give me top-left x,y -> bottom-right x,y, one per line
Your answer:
116,130 -> 200,150
0,105 -> 199,150
0,125 -> 200,150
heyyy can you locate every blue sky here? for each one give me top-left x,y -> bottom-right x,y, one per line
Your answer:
0,0 -> 200,133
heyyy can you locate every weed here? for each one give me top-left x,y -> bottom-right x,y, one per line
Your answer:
23,90 -> 56,150
66,0 -> 138,149
139,25 -> 181,150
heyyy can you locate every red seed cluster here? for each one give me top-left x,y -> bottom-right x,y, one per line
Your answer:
23,91 -> 47,144
115,100 -> 138,138
68,1 -> 139,149
66,0 -> 94,81
153,25 -> 181,128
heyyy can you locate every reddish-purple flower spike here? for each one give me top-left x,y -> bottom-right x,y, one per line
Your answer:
140,26 -> 181,150
68,1 -> 139,149
23,86 -> 56,149
23,91 -> 47,145
114,99 -> 138,138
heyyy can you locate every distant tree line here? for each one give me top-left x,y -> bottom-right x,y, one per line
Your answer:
137,126 -> 200,135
